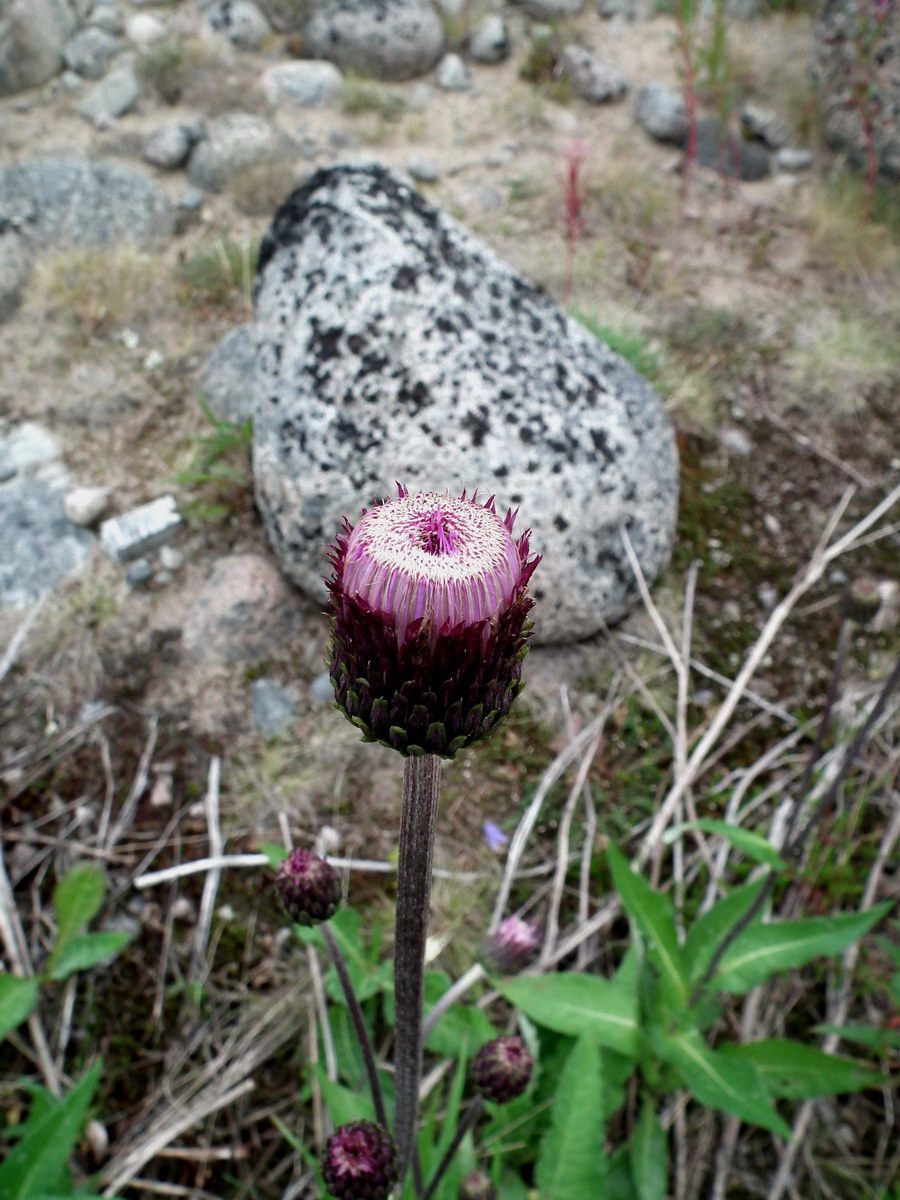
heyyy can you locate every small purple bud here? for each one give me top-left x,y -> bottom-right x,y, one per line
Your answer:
481,916 -> 540,975
459,1169 -> 496,1200
322,1120 -> 399,1200
482,821 -> 508,853
326,486 -> 540,758
471,1035 -> 533,1104
275,848 -> 341,926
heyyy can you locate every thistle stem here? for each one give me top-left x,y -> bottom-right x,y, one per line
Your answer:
322,923 -> 388,1130
393,753 -> 442,1182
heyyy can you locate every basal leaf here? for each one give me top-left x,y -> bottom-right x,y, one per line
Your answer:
535,1035 -> 607,1200
0,976 -> 39,1041
498,973 -> 638,1056
712,902 -> 892,992
630,1095 -> 667,1200
661,1030 -> 791,1138
46,932 -> 131,983
664,820 -> 785,871
719,1039 -> 883,1099
51,865 -> 105,951
0,1062 -> 101,1200
683,879 -> 767,983
607,844 -> 688,1005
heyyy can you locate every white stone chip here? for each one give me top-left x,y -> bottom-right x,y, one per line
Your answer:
100,495 -> 182,562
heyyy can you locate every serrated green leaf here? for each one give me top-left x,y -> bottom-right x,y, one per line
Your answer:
660,1030 -> 790,1137
720,1039 -> 884,1098
535,1035 -> 607,1199
0,976 -> 39,1040
630,1095 -> 667,1200
316,1066 -> 374,1126
608,844 -> 688,1005
665,820 -> 785,871
497,973 -> 638,1056
52,865 -> 105,951
0,1062 -> 101,1200
712,901 -> 892,992
684,879 -> 767,983
46,932 -> 130,983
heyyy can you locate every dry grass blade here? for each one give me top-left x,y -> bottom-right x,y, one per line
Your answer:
0,593 -> 46,684
190,755 -> 223,981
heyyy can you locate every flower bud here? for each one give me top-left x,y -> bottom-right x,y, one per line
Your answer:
470,1035 -> 533,1104
480,916 -> 540,975
326,487 -> 539,758
459,1169 -> 496,1200
275,848 -> 341,926
840,577 -> 882,624
322,1120 -> 399,1200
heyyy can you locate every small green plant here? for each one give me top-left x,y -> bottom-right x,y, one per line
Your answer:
137,38 -> 199,104
176,238 -> 259,314
173,394 -> 253,521
340,73 -> 407,119
573,310 -> 668,390
229,160 -> 299,217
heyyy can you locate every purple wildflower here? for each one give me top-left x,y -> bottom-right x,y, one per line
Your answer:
470,1035 -> 533,1104
481,916 -> 540,974
322,1120 -> 399,1200
326,486 -> 540,758
275,848 -> 342,926
482,821 -> 508,853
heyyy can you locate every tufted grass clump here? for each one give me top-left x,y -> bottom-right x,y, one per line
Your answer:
229,161 -> 301,217
175,238 -> 259,315
137,38 -> 210,105
173,394 -> 253,522
340,72 -> 407,119
805,170 -> 900,279
786,309 -> 900,415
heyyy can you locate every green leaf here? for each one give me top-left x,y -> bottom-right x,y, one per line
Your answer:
0,976 -> 39,1040
497,973 -> 638,1056
814,1023 -> 900,1052
46,932 -> 131,982
258,843 -> 287,867
712,902 -> 893,992
660,1030 -> 790,1137
607,844 -> 688,1005
0,1062 -> 101,1200
683,880 -> 767,983
665,820 -> 785,871
316,1067 -> 374,1126
606,1147 -> 639,1200
52,865 -> 105,951
535,1035 -> 607,1199
720,1040 -> 884,1099
630,1095 -> 667,1200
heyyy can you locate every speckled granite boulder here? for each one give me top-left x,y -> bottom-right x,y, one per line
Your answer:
251,165 -> 678,644
0,0 -> 76,96
813,0 -> 900,178
304,0 -> 444,81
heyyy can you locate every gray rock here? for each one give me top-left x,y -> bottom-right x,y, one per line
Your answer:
250,677 -> 299,735
436,52 -> 469,90
406,155 -> 438,183
159,543 -> 184,570
0,0 -> 76,97
261,60 -> 343,107
741,103 -> 791,149
0,422 -> 93,608
99,495 -> 182,561
559,44 -> 628,103
76,62 -> 139,121
186,112 -> 294,192
182,552 -> 303,666
304,0 -> 445,82
143,121 -> 201,170
197,325 -> 257,424
87,2 -> 124,34
775,146 -> 813,172
694,118 -> 770,181
206,0 -> 271,49
308,669 -> 334,702
0,156 -> 174,250
597,0 -> 654,18
813,0 -> 900,179
61,69 -> 82,89
125,557 -> 153,586
0,232 -> 32,322
251,165 -> 679,644
63,26 -> 120,78
469,14 -> 510,63
635,82 -> 686,143
515,0 -> 582,16
179,186 -> 204,211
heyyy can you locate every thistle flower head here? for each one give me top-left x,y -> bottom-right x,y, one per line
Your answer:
327,486 -> 540,758
275,848 -> 341,926
840,576 -> 882,625
459,1170 -> 496,1200
481,916 -> 540,975
470,1035 -> 533,1104
322,1120 -> 399,1200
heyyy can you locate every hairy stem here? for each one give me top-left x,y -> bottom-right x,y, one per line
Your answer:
322,924 -> 388,1130
393,754 -> 442,1182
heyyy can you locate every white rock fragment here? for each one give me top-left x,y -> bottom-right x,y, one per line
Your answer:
100,495 -> 182,562
125,12 -> 166,46
64,485 -> 110,526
